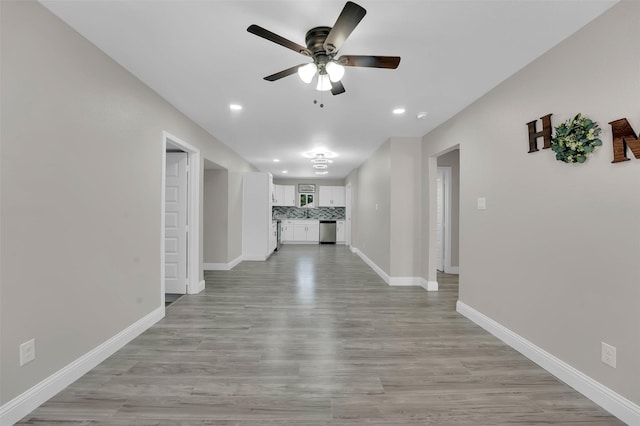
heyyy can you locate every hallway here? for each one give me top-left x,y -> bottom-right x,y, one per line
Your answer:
18,245 -> 622,424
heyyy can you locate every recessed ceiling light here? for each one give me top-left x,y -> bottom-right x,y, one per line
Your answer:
273,159 -> 280,163
313,164 -> 327,169
229,104 -> 242,111
282,170 -> 288,174
315,171 -> 328,175
393,108 -> 405,115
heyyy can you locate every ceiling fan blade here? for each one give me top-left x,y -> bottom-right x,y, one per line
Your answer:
323,2 -> 366,54
264,64 -> 307,81
247,24 -> 311,56
337,55 -> 401,69
331,80 -> 346,95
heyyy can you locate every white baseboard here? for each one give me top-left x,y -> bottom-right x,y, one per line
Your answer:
421,279 -> 439,291
445,265 -> 459,274
242,255 -> 268,261
0,306 -> 164,426
456,301 -> 640,426
389,277 -> 422,286
188,279 -> 205,294
203,255 -> 243,271
352,247 -> 390,284
353,248 -> 431,291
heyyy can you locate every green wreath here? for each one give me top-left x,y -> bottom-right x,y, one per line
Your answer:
551,113 -> 602,164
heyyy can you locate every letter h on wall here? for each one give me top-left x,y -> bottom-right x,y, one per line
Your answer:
526,114 -> 553,153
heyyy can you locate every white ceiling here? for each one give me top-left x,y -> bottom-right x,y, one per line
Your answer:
41,0 -> 616,179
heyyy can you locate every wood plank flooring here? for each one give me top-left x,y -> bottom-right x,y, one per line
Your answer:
17,245 -> 623,425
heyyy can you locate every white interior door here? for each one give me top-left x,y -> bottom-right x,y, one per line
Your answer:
436,168 -> 445,272
165,152 -> 188,294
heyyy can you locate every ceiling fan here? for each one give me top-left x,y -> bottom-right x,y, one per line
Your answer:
247,1 -> 401,96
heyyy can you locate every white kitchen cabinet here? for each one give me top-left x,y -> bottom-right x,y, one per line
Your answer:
281,220 -> 295,242
274,184 -> 296,206
270,221 -> 277,252
242,172 -> 275,260
291,220 -> 319,242
318,186 -> 346,207
336,220 -> 346,243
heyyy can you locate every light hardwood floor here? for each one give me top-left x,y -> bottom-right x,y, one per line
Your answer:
18,245 -> 623,425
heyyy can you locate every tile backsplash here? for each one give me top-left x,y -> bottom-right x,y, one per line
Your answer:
273,206 -> 345,220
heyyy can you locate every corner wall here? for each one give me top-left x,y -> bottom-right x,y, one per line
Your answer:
0,0 -> 255,413
422,0 -> 639,407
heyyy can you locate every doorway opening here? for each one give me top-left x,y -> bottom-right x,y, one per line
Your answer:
434,148 -> 460,279
161,131 -> 202,309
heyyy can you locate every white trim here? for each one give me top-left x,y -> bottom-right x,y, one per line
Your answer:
162,131 -> 201,299
445,266 -> 459,274
421,279 -> 439,291
389,277 -> 422,286
456,301 -> 640,426
352,247 -> 390,284
0,307 -> 164,426
243,255 -> 269,261
351,246 -> 428,291
188,279 -> 205,294
203,255 -> 243,271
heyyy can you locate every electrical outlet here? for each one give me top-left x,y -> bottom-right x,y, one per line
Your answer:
19,339 -> 36,366
601,342 -> 616,368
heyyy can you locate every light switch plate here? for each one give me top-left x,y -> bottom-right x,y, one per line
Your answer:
477,197 -> 487,210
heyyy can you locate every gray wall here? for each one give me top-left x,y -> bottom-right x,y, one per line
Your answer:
422,1 -> 639,404
349,141 -> 392,273
437,149 -> 460,267
390,138 -> 422,277
1,1 -> 255,405
203,170 -> 228,263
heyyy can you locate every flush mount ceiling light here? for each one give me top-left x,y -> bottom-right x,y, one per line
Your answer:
393,107 -> 405,115
273,158 -> 280,162
229,104 -> 242,111
247,2 -> 401,96
313,164 -> 328,169
417,111 -> 428,120
315,171 -> 328,175
311,158 -> 333,164
282,170 -> 288,174
303,150 -> 337,159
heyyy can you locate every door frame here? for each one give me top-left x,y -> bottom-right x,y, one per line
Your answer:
345,183 -> 352,247
437,166 -> 452,273
161,131 -> 202,305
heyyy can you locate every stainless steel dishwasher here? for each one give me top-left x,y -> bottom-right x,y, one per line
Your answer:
319,220 -> 337,244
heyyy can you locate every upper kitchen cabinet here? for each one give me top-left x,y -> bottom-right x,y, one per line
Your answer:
318,186 -> 346,207
242,172 -> 275,261
274,184 -> 295,206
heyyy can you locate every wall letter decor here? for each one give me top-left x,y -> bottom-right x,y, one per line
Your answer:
609,118 -> 640,163
526,114 -> 553,153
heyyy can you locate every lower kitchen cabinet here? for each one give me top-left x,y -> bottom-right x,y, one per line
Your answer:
281,220 -> 294,241
282,220 -> 319,243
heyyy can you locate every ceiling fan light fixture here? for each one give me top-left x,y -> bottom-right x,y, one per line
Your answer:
326,61 -> 345,82
297,63 -> 317,84
316,73 -> 331,91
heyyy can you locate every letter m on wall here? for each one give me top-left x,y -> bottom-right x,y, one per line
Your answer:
610,118 -> 640,163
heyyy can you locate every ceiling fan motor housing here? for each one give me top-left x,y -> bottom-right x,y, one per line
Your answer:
305,26 -> 334,67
